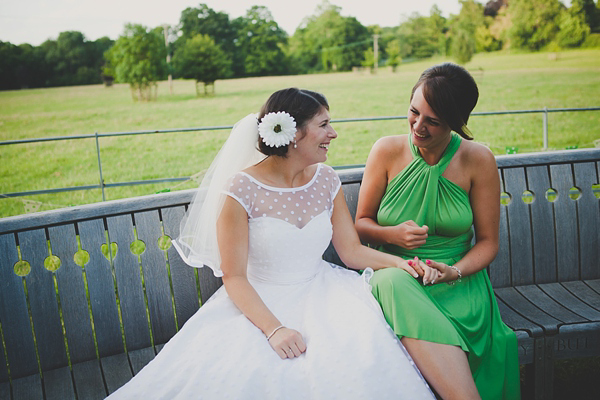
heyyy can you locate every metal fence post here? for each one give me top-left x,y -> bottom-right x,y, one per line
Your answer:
543,107 -> 548,151
95,132 -> 106,201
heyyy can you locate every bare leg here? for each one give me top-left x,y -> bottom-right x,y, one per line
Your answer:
402,338 -> 481,400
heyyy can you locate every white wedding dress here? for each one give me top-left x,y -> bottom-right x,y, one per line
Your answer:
107,164 -> 434,399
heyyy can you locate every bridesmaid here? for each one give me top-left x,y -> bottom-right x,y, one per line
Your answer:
355,63 -> 520,400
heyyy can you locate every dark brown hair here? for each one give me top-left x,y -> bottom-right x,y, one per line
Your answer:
257,88 -> 329,157
410,63 -> 478,140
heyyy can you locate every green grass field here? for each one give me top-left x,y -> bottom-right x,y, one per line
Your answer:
1,48 -> 599,218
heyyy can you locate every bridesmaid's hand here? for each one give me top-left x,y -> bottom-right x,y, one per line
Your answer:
268,327 -> 306,359
408,257 -> 440,284
391,220 -> 429,249
424,259 -> 460,284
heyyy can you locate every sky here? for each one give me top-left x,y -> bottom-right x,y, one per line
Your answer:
1,0 -> 476,46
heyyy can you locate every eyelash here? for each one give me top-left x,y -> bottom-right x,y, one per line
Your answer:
411,108 -> 439,126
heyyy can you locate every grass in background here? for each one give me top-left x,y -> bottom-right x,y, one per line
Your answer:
1,49 -> 599,218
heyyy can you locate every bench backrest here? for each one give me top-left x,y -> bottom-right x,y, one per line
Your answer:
0,148 -> 598,383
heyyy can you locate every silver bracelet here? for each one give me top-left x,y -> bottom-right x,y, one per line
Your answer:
266,325 -> 285,341
447,265 -> 462,285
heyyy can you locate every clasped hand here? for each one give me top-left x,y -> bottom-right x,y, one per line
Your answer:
268,327 -> 306,359
407,257 -> 459,285
391,220 -> 428,249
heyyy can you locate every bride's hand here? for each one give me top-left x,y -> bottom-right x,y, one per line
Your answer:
395,256 -> 422,278
268,327 -> 306,359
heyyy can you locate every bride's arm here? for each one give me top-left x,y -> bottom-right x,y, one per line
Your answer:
330,191 -> 421,278
217,196 -> 306,359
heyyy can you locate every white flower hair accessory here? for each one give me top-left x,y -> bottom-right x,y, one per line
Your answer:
258,111 -> 297,148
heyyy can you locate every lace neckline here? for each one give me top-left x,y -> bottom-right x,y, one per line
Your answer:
239,164 -> 322,192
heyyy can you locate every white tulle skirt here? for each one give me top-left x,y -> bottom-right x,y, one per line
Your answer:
107,263 -> 434,400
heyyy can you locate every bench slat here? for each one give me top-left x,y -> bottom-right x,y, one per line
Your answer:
198,267 -> 223,305
0,382 -> 10,400
495,287 -> 562,334
539,282 -> 600,320
162,206 -> 200,328
343,183 -> 361,220
101,353 -> 133,395
135,210 -> 177,345
0,233 -> 38,380
495,295 -> 544,336
562,281 -> 600,310
18,229 -> 69,371
12,374 -> 43,400
72,359 -> 107,400
585,279 -> 600,295
526,166 -> 557,284
516,285 -> 587,324
503,167 -> 534,286
490,170 -> 511,288
107,214 -> 152,351
128,347 -> 155,375
43,366 -> 75,400
550,164 -> 579,281
574,162 -> 600,280
48,224 -> 97,364
0,335 -> 6,383
78,219 -> 124,358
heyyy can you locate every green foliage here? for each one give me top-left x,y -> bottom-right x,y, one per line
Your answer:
571,0 -> 600,32
395,12 -> 442,60
105,24 -> 167,101
581,32 -> 600,47
232,6 -> 289,77
385,39 -> 402,71
452,29 -> 476,64
175,4 -> 237,76
509,0 -> 563,51
361,47 -> 375,70
173,34 -> 230,95
289,1 -> 370,72
557,3 -> 591,47
476,25 -> 502,52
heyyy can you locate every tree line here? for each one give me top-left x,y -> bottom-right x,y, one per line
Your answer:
1,0 -> 599,94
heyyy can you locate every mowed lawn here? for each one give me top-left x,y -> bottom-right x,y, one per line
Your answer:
1,49 -> 599,218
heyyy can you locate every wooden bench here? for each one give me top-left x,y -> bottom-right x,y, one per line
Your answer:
1,148 -> 599,399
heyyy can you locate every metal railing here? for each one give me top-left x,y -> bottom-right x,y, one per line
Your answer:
1,106 -> 599,201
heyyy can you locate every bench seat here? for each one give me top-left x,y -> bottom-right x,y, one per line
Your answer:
0,148 -> 598,399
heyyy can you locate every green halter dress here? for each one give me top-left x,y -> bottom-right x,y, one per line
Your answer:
370,133 -> 520,400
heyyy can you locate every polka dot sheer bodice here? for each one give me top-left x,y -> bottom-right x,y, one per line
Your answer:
225,164 -> 341,284
226,163 -> 340,228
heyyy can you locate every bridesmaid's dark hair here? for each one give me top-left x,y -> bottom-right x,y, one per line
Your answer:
258,88 -> 329,157
411,63 -> 478,140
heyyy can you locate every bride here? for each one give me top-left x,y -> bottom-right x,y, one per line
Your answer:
107,88 -> 434,399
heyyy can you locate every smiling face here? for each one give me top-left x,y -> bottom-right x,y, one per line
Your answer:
295,107 -> 337,164
408,85 -> 452,151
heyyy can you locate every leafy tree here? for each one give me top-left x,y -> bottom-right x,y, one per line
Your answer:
509,0 -> 563,50
173,34 -> 231,95
452,29 -> 476,64
557,3 -> 591,47
361,47 -> 375,71
394,11 -> 442,60
105,24 -> 167,101
232,6 -> 289,77
385,39 -> 402,72
0,41 -> 22,90
571,0 -> 600,32
289,1 -> 370,72
176,4 -> 237,75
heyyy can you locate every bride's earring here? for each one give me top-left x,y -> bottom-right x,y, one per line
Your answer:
293,140 -> 297,149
